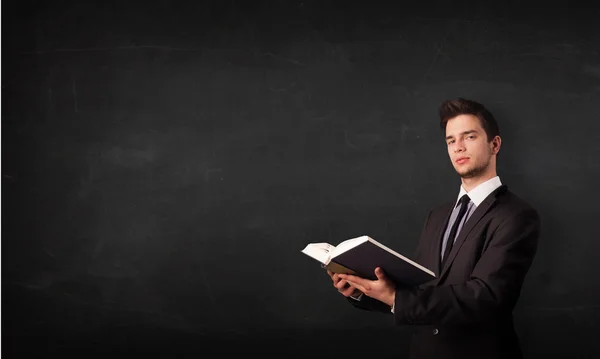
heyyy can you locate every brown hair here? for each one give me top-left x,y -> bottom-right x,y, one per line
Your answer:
439,98 -> 500,142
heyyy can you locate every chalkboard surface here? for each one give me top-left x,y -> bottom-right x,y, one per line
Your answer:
3,1 -> 600,357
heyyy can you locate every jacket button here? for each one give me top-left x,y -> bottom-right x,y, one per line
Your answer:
432,328 -> 439,335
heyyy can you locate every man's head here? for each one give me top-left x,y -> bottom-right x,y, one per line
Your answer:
439,98 -> 501,181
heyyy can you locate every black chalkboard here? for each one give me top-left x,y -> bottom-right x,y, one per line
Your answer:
3,0 -> 600,357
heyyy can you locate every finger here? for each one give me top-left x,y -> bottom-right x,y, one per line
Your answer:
335,279 -> 349,290
375,267 -> 386,280
332,274 -> 341,284
346,280 -> 366,293
341,286 -> 358,297
339,274 -> 365,286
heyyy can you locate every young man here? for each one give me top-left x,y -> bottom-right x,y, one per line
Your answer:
329,98 -> 540,359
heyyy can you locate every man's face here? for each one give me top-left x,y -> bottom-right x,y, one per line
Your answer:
445,114 -> 498,179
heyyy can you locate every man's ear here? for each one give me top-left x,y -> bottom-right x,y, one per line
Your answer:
491,135 -> 501,154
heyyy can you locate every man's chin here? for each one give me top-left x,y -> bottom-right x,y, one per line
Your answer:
456,167 -> 480,179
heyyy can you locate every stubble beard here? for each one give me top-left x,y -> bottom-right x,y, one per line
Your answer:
458,163 -> 487,179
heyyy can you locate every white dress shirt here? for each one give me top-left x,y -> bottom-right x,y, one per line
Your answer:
440,176 -> 503,260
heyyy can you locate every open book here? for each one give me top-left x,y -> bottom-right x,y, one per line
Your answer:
301,235 -> 435,287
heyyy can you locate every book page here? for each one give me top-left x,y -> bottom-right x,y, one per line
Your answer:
301,243 -> 335,264
331,236 -> 367,257
325,261 -> 357,275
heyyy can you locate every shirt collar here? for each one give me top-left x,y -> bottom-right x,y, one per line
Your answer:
456,176 -> 502,207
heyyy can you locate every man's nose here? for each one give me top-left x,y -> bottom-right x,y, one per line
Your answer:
454,142 -> 465,152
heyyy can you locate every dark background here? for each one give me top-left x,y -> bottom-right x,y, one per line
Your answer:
3,0 -> 600,357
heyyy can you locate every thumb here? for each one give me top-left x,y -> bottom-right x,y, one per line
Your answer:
374,267 -> 386,280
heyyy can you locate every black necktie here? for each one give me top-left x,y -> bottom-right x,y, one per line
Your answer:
442,194 -> 470,265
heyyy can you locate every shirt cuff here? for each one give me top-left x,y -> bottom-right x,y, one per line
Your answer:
350,293 -> 363,301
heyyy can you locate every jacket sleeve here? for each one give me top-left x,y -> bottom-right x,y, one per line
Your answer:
393,207 -> 540,325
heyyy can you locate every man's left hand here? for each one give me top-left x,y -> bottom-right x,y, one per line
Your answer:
339,267 -> 396,307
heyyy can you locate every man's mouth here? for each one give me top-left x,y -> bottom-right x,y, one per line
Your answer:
456,157 -> 469,164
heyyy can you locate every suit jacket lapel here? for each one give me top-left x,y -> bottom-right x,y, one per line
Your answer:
438,185 -> 507,280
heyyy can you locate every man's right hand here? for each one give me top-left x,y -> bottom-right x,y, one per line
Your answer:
327,270 -> 362,298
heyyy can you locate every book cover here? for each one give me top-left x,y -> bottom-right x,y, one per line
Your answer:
302,235 -> 435,287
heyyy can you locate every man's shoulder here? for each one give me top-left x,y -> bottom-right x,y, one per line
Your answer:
496,188 -> 540,219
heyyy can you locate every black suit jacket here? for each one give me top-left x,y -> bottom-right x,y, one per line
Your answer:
349,185 -> 540,359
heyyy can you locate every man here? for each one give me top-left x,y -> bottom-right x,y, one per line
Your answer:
329,98 -> 540,359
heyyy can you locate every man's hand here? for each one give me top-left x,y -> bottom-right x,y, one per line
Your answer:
327,270 -> 362,298
339,267 -> 396,307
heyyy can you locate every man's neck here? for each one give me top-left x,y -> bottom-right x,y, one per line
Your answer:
461,172 -> 497,192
